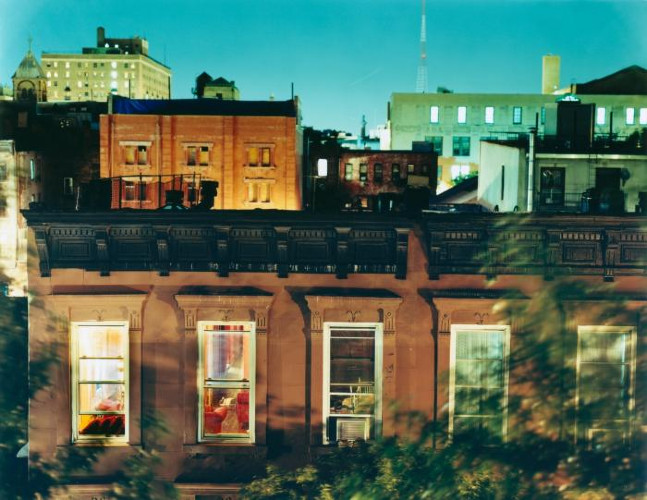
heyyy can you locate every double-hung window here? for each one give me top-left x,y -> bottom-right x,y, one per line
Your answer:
124,144 -> 149,166
323,323 -> 382,444
512,106 -> 523,125
187,145 -> 209,167
198,322 -> 255,443
576,326 -> 635,448
484,106 -> 495,124
449,325 -> 510,442
71,322 -> 129,442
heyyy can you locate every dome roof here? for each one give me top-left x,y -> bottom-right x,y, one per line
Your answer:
12,49 -> 45,80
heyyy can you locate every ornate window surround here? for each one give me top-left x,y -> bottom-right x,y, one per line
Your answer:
304,293 -> 402,446
48,294 -> 147,446
175,293 -> 273,451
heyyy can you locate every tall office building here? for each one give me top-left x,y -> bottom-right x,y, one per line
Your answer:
41,27 -> 171,102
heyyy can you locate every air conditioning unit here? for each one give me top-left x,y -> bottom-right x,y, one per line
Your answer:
336,418 -> 370,442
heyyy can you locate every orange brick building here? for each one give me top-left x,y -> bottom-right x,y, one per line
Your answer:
100,96 -> 303,210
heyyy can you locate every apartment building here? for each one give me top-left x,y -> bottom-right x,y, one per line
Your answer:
41,27 -> 171,102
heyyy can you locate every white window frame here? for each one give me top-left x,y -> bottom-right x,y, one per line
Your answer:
639,108 -> 647,125
484,106 -> 494,124
197,321 -> 256,444
71,321 -> 129,443
457,106 -> 467,124
596,107 -> 606,126
430,105 -> 439,124
323,322 -> 383,445
575,326 -> 636,447
449,324 -> 510,441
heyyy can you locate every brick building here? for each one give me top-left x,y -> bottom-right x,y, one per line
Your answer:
100,96 -> 303,210
22,209 -> 646,498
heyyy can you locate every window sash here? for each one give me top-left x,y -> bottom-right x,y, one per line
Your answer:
71,322 -> 129,442
457,106 -> 467,124
323,323 -> 383,444
198,322 -> 256,443
576,326 -> 636,445
430,106 -> 439,123
449,325 -> 510,442
484,106 -> 494,124
512,106 -> 522,125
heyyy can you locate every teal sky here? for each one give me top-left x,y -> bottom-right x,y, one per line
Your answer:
1,0 -> 645,134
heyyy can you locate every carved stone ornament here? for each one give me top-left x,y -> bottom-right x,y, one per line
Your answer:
174,294 -> 274,335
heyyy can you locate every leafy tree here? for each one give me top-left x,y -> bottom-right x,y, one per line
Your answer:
242,215 -> 645,499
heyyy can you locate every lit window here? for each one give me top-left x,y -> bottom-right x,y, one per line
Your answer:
65,62 -> 70,69
452,136 -> 470,157
457,106 -> 467,124
247,147 -> 259,166
261,147 -> 271,166
407,164 -> 415,174
430,106 -> 439,123
450,164 -> 470,180
373,163 -> 383,183
450,325 -> 510,442
484,106 -> 494,124
577,327 -> 635,448
111,61 -> 117,69
512,106 -> 523,125
199,322 -> 255,442
186,145 -> 210,167
72,322 -> 128,442
359,163 -> 368,182
639,108 -> 647,125
626,108 -> 635,125
111,71 -> 117,79
596,107 -> 606,125
323,323 -> 382,444
344,164 -> 353,181
124,145 -> 149,166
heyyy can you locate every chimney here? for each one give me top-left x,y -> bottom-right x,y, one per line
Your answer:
542,54 -> 561,94
97,26 -> 106,47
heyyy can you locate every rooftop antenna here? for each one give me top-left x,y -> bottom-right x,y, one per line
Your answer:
416,0 -> 428,93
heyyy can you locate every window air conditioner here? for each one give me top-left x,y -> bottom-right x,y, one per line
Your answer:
336,418 -> 370,442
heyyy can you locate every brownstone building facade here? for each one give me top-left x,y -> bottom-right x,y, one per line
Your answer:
23,210 -> 646,498
100,96 -> 303,210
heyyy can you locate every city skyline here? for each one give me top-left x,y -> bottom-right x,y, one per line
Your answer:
2,0 -> 645,134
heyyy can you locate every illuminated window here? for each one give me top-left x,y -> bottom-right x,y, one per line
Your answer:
323,323 -> 382,444
430,106 -> 439,123
640,108 -> 647,125
247,147 -> 259,166
373,163 -> 383,183
344,163 -> 353,181
359,163 -> 368,182
512,106 -> 523,125
71,322 -> 128,442
450,164 -> 470,180
596,107 -> 606,125
407,164 -> 415,174
199,322 -> 255,443
625,108 -> 635,125
123,145 -> 149,166
484,106 -> 494,124
457,106 -> 467,124
261,147 -> 271,166
449,325 -> 510,442
452,136 -> 470,157
576,327 -> 635,448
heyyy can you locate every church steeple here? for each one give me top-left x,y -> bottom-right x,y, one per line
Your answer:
12,37 -> 47,102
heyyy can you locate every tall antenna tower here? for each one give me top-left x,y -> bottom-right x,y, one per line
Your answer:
416,0 -> 428,93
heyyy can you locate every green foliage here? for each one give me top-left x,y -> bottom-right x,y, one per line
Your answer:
242,215 -> 645,499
